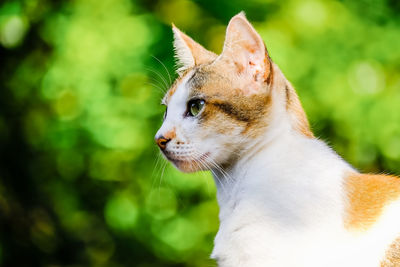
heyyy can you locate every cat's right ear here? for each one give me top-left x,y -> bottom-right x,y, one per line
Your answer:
172,24 -> 217,75
219,13 -> 272,87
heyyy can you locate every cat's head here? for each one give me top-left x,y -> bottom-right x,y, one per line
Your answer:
155,13 -> 298,172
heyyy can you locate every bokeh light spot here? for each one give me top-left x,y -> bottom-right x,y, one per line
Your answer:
382,136 -> 400,160
145,188 -> 177,220
89,150 -> 135,181
156,0 -> 201,28
0,15 -> 28,48
294,0 -> 327,30
105,193 -> 138,231
53,90 -> 81,120
158,216 -> 200,252
348,61 -> 385,95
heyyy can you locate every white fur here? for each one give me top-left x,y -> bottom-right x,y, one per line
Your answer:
172,28 -> 195,75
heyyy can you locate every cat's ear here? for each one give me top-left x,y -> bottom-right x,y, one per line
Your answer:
172,24 -> 217,75
220,12 -> 272,84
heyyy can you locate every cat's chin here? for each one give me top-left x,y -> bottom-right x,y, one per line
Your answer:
170,159 -> 204,173
164,152 -> 211,173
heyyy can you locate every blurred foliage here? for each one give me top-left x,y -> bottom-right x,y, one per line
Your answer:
0,0 -> 399,266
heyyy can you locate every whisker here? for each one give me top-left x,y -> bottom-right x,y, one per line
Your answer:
146,67 -> 169,92
150,152 -> 164,192
149,80 -> 167,95
191,150 -> 230,194
159,160 -> 168,192
208,159 -> 234,185
194,155 -> 223,195
152,55 -> 172,85
200,152 -> 235,187
148,76 -> 167,92
145,82 -> 167,94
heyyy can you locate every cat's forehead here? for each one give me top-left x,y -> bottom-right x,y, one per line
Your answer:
163,65 -> 228,105
162,69 -> 196,105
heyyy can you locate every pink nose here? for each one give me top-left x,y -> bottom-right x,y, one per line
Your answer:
156,136 -> 170,150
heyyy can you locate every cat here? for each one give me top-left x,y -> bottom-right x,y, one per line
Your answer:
155,12 -> 400,267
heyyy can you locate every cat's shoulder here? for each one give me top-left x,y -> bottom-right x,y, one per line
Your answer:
343,171 -> 400,230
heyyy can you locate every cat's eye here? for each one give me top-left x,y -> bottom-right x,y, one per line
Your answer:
188,99 -> 205,117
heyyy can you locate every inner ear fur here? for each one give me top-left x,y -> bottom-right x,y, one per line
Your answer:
172,24 -> 217,75
220,12 -> 272,84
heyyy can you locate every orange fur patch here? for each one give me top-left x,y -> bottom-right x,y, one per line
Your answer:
285,84 -> 314,138
344,172 -> 400,231
167,86 -> 177,99
187,66 -> 272,139
263,53 -> 272,82
163,82 -> 178,104
164,128 -> 176,140
381,236 -> 400,266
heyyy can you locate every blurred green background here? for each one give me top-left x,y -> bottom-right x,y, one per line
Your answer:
0,0 -> 399,266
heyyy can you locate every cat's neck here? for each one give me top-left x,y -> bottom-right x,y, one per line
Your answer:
210,63 -> 349,219
211,126 -> 293,205
211,129 -> 351,227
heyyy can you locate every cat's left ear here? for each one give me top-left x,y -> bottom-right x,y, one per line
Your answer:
220,12 -> 272,84
172,24 -> 217,75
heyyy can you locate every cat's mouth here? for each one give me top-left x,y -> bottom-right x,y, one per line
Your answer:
164,151 -> 210,163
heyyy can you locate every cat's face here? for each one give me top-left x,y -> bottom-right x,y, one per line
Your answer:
155,13 -> 273,172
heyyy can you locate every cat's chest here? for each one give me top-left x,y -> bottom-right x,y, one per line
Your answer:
210,144 -> 357,266
211,183 -> 346,267
211,217 -> 384,267
211,215 -> 340,267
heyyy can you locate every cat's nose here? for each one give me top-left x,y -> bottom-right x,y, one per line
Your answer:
156,136 -> 171,150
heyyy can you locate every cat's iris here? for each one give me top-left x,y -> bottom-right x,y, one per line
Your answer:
188,99 -> 205,117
